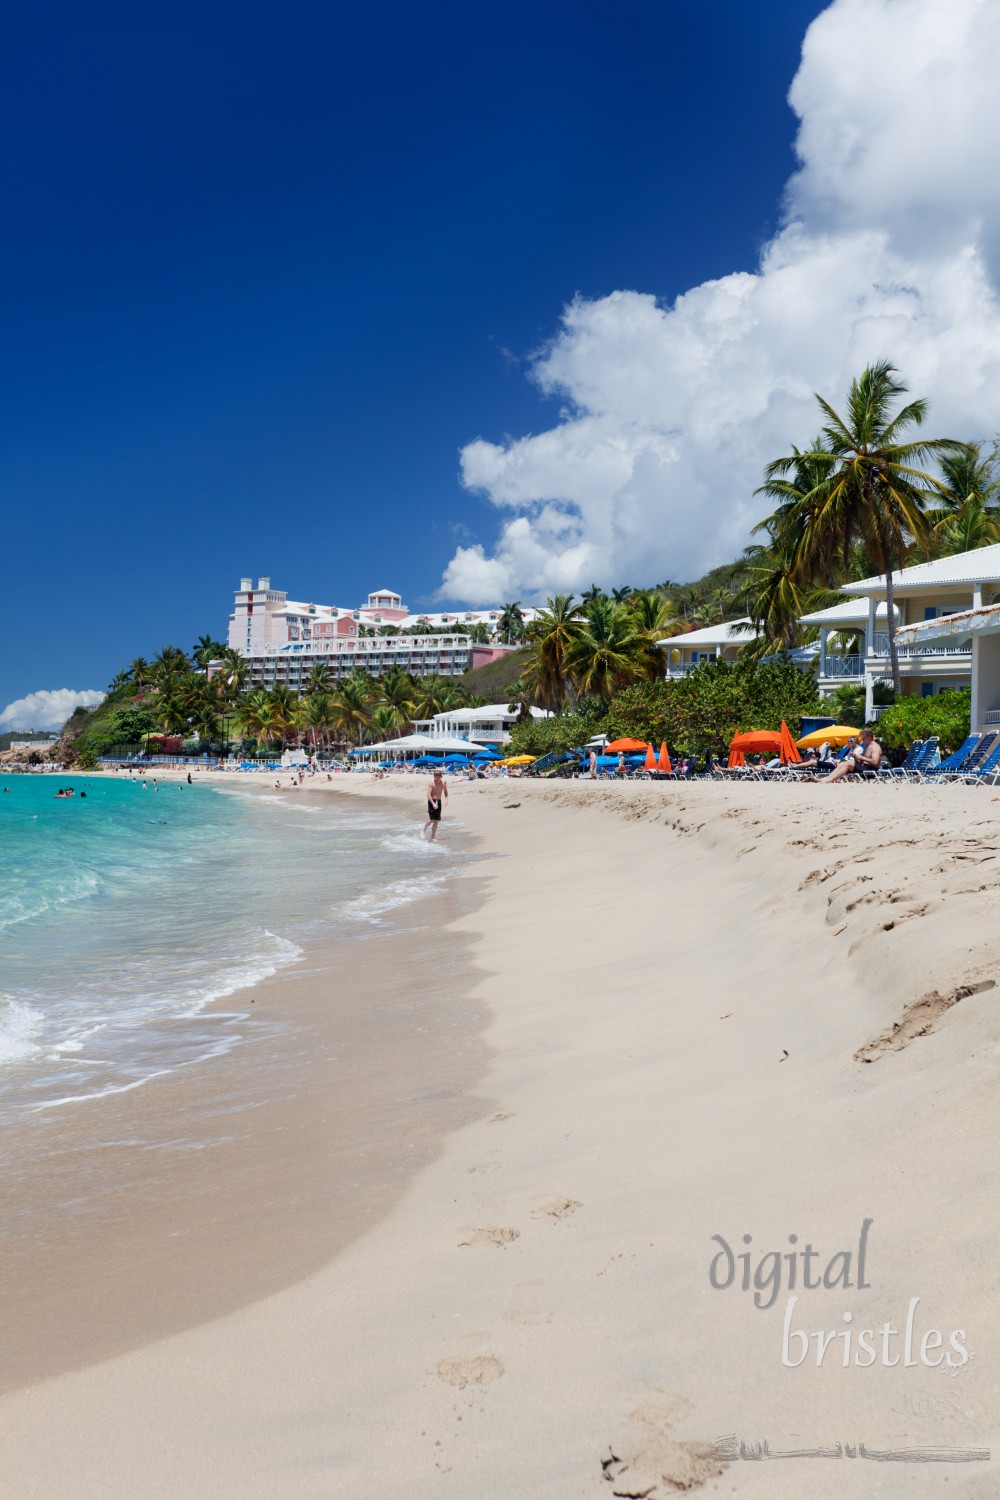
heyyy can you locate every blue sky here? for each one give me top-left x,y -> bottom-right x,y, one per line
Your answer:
0,0 -> 832,715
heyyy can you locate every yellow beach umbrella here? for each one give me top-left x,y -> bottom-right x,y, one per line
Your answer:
797,724 -> 860,749
499,754 -> 537,766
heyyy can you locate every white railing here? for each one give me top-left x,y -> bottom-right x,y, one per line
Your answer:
821,654 -> 864,678
871,706 -> 889,720
871,633 -> 971,658
984,710 -> 1000,726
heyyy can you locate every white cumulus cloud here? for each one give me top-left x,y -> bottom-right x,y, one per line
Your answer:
0,689 -> 105,732
442,0 -> 1000,603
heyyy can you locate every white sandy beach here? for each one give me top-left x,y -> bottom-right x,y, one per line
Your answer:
3,774 -> 999,1497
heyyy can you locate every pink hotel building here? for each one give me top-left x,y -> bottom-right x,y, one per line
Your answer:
228,577 -> 534,689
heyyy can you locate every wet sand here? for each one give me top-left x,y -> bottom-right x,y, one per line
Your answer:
1,813 -> 490,1392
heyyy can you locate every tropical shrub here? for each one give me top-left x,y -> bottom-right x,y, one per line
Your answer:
506,699 -> 609,757
873,688 -> 971,755
605,656 -> 821,757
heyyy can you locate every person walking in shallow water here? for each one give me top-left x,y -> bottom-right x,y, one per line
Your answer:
423,769 -> 448,842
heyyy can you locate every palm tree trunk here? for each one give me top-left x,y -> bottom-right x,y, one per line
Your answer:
884,561 -> 902,696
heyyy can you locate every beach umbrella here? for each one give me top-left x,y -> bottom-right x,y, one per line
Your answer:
797,724 -> 860,749
644,744 -> 656,771
658,741 -> 672,773
729,730 -> 783,754
779,720 -> 801,764
727,749 -> 746,768
605,737 -> 649,752
499,754 -> 536,766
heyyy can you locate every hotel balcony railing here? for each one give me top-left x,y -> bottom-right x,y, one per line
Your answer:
821,654 -> 864,678
870,632 -> 971,658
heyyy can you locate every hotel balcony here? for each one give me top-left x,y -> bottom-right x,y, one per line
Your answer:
820,654 -> 864,679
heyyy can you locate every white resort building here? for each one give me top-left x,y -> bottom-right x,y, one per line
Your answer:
414,703 -> 550,746
226,577 -> 536,687
804,543 -> 1000,725
658,618 -> 754,675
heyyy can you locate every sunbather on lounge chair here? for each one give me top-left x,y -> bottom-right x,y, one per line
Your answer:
818,729 -> 881,783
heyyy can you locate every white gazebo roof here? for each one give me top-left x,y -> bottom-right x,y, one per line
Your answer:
659,617 -> 754,649
363,733 -> 480,753
432,703 -> 550,723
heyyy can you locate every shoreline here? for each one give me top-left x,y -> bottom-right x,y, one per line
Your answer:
0,779 -> 491,1393
3,777 -> 999,1496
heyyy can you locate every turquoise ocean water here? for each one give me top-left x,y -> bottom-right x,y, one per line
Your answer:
0,776 -> 454,1119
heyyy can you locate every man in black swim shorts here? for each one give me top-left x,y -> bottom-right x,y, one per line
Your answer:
423,768 -> 448,842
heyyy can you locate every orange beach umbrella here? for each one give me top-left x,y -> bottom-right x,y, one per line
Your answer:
727,749 -> 746,768
658,740 -> 672,773
605,738 -> 649,752
644,744 -> 656,771
729,730 -> 783,755
779,720 -> 801,764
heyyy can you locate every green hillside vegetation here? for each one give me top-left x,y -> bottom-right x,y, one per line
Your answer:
456,648 -> 529,699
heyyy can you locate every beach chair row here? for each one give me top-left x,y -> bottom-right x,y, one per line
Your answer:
704,733 -> 1000,786
887,731 -> 1000,784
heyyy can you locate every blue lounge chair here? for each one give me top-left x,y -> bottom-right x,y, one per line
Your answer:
874,737 -> 937,783
870,739 -> 922,781
957,739 -> 1000,785
920,734 -> 981,780
941,731 -> 997,781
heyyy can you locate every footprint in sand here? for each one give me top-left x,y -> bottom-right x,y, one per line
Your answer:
458,1226 -> 521,1248
436,1355 -> 504,1390
530,1196 -> 582,1222
504,1303 -> 553,1325
603,1400 -> 726,1496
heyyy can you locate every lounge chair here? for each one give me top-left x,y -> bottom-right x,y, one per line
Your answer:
919,734 -> 981,781
877,739 -> 923,780
957,739 -> 1000,785
871,737 -> 936,783
938,730 -> 997,782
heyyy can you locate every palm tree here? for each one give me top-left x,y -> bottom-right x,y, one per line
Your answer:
216,648 -> 249,699
268,685 -> 299,742
411,673 -> 452,719
926,445 -> 1000,556
581,583 -> 605,605
627,591 -> 677,677
301,691 -> 333,751
237,689 -> 283,751
611,585 -> 634,604
521,594 -> 585,710
128,656 -> 152,689
370,704 -> 402,742
152,645 -> 192,681
375,666 -> 417,734
564,599 -> 643,698
763,361 -> 968,693
306,661 -> 334,694
330,673 -> 376,744
192,634 -> 226,678
497,601 -> 525,645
